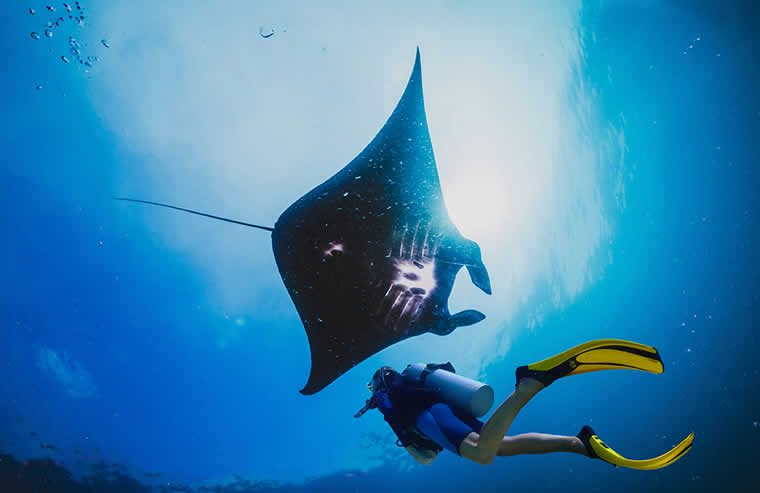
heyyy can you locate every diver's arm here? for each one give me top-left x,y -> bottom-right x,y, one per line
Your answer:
405,445 -> 437,465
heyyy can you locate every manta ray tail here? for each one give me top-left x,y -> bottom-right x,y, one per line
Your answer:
113,197 -> 274,232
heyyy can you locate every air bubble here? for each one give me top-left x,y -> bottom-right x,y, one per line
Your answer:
61,56 -> 70,63
101,39 -> 110,48
30,32 -> 41,40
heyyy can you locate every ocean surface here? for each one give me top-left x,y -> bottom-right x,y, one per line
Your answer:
1,1 -> 758,492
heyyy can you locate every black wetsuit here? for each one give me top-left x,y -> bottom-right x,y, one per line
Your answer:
371,371 -> 441,451
372,369 -> 484,455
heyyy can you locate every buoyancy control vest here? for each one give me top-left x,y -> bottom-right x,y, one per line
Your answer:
355,363 -> 493,454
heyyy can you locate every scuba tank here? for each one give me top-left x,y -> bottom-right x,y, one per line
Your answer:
402,362 -> 494,418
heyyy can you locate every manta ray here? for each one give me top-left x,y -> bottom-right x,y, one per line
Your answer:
116,48 -> 491,394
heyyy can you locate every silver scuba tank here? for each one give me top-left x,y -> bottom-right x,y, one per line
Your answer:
403,363 -> 494,418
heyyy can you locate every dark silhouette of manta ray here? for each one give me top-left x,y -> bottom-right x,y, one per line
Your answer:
115,48 -> 491,395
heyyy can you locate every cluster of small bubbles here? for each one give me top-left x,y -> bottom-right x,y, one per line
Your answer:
64,36 -> 99,67
69,36 -> 80,53
28,3 -> 109,89
683,35 -> 702,55
29,2 -> 88,42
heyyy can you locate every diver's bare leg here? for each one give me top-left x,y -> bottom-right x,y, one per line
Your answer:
458,378 -> 544,465
496,433 -> 585,456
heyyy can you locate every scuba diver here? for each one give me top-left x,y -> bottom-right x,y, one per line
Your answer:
355,339 -> 693,469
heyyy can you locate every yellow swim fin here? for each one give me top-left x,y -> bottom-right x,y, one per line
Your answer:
577,425 -> 694,470
516,339 -> 664,387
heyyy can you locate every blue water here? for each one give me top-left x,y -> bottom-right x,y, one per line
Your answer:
2,1 -> 758,492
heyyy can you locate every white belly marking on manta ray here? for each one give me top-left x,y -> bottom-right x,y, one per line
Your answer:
377,221 -> 441,333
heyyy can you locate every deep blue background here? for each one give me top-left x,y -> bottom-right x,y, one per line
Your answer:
2,1 -> 758,491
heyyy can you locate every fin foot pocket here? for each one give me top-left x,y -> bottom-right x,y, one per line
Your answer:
579,426 -> 694,470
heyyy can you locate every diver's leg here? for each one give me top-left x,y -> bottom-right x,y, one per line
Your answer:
496,433 -> 586,456
458,378 -> 544,465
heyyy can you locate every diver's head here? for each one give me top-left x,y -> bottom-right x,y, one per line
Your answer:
367,366 -> 396,393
